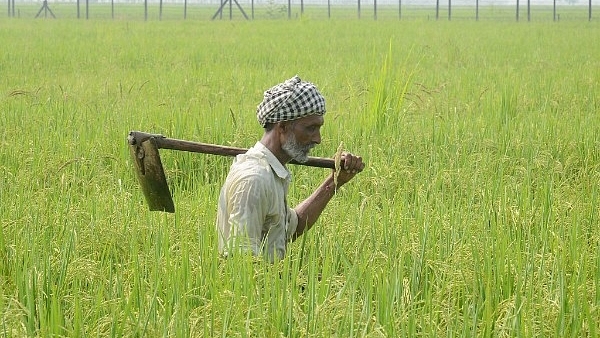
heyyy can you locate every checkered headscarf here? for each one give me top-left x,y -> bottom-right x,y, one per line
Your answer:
256,75 -> 326,128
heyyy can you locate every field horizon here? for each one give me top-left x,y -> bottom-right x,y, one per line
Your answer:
5,1 -> 596,21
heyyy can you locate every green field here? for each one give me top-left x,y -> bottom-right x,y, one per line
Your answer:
1,17 -> 599,337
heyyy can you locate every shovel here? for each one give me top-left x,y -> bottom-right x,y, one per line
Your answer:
128,131 -> 336,213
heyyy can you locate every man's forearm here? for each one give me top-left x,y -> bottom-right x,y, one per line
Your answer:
292,175 -> 338,240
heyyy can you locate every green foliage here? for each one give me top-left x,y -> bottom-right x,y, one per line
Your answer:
1,17 -> 599,337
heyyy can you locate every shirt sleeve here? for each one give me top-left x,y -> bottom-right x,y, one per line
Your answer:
286,207 -> 298,241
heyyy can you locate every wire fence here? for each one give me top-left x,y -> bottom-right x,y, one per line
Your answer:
6,0 -> 596,20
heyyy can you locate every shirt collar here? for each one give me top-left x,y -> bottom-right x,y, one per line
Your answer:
254,141 -> 291,180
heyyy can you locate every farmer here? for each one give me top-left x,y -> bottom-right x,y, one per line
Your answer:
216,75 -> 365,262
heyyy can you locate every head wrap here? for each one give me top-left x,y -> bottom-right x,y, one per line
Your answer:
256,75 -> 326,128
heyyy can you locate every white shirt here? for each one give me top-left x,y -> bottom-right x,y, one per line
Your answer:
216,142 -> 299,262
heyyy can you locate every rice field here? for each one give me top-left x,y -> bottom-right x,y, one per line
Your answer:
1,15 -> 599,337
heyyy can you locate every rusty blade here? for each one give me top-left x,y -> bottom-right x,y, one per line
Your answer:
129,136 -> 175,213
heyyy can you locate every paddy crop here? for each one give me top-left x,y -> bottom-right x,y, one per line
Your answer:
1,17 -> 599,337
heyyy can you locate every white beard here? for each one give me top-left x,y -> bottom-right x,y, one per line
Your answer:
282,133 -> 314,163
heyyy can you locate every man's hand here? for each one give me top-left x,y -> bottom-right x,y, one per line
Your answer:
334,152 -> 365,187
294,152 -> 365,239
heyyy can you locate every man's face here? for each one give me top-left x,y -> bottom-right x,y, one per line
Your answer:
281,115 -> 324,163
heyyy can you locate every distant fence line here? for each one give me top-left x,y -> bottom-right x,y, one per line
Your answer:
7,0 -> 594,20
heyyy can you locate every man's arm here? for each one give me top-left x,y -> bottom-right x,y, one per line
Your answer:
292,153 -> 364,240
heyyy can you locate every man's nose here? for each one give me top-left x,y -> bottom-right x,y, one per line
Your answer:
312,131 -> 321,145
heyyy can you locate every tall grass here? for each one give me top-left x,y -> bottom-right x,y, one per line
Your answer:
1,17 -> 599,336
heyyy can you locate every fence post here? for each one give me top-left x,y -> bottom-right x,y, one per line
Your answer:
374,0 -> 377,20
398,0 -> 401,19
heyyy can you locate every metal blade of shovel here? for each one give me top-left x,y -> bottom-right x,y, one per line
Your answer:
128,131 -> 336,213
129,135 -> 175,212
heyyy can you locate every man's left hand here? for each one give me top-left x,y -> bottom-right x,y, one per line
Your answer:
334,152 -> 365,187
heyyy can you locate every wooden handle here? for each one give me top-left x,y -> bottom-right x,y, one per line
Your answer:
128,131 -> 336,169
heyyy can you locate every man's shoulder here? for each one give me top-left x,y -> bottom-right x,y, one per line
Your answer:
228,153 -> 274,180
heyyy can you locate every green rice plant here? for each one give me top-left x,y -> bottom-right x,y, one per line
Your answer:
1,16 -> 599,337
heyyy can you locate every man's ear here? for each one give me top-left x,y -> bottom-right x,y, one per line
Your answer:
279,121 -> 296,133
277,121 -> 288,133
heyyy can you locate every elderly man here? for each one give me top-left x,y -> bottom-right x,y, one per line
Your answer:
216,75 -> 365,262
